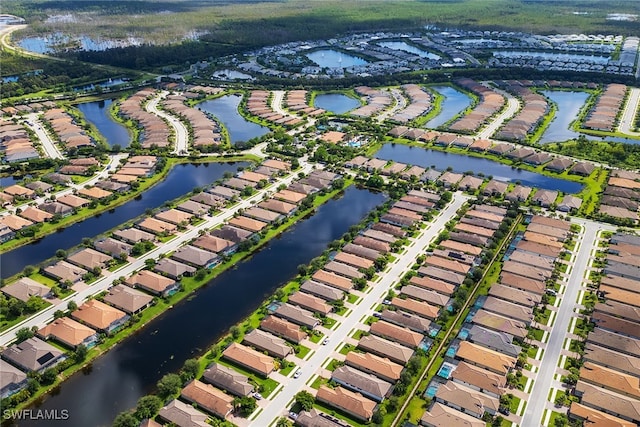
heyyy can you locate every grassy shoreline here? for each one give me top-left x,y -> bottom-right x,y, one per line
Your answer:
5,177 -> 355,415
0,155 -> 258,254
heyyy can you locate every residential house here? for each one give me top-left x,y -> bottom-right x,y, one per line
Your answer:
155,209 -> 193,226
420,402 -> 485,427
243,329 -> 293,359
19,207 -> 53,223
181,380 -> 234,420
450,361 -> 506,398
1,363 -> 27,399
158,399 -> 209,427
37,317 -> 98,349
103,284 -> 153,314
44,260 -> 87,283
67,248 -> 112,270
2,277 -> 51,302
57,194 -> 90,209
202,363 -> 254,397
288,292 -> 332,315
1,337 -> 65,372
192,234 -> 234,255
434,380 -> 499,418
296,409 -> 348,427
358,335 -> 414,365
344,351 -> 403,383
531,189 -> 558,207
558,195 -> 582,212
72,299 -> 129,334
381,309 -> 432,334
94,238 -> 133,257
369,320 -> 424,349
316,385 -> 377,422
331,366 -> 393,403
455,341 -> 516,375
112,227 -> 155,244
274,303 -> 319,329
260,315 -> 307,344
39,202 -> 73,217
228,216 -> 267,233
126,270 -> 181,296
222,342 -> 275,377
137,217 -> 177,235
171,245 -> 219,268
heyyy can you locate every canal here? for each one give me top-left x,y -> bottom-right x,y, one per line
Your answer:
0,162 -> 245,279
313,93 -> 361,115
77,100 -> 131,148
19,186 -> 385,427
197,95 -> 270,145
426,86 -> 472,128
375,144 -> 583,193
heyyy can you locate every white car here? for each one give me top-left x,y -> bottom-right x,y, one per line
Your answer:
293,369 -> 302,378
322,338 -> 329,345
253,392 -> 263,400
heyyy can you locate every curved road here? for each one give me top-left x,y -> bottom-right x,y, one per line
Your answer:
25,113 -> 64,160
376,88 -> 408,122
145,91 -> 190,156
476,84 -> 521,139
618,87 -> 640,137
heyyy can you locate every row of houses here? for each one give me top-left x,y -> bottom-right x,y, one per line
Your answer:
386,125 -> 596,176
583,83 -> 627,132
494,80 -> 549,142
1,101 -> 57,118
246,90 -> 303,127
420,215 -> 570,426
302,190 -> 444,423
0,156 -> 158,243
448,78 -> 505,134
162,93 -> 222,148
284,90 -> 325,117
598,169 -> 640,223
41,108 -> 94,150
389,84 -> 433,123
350,86 -> 393,118
0,119 -> 40,163
119,89 -> 171,148
567,232 -> 640,426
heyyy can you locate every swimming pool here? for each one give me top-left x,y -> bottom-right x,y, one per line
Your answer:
425,384 -> 439,398
437,363 -> 455,379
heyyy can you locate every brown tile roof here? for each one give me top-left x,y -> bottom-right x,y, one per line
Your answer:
312,270 -> 353,291
67,248 -> 112,269
222,342 -> 275,376
420,402 -> 485,427
125,270 -> 177,295
2,277 -> 50,302
103,284 -> 153,314
0,214 -> 33,231
456,341 -> 516,375
575,381 -> 640,423
37,317 -> 97,348
369,320 -> 423,348
260,315 -> 307,343
569,402 -> 635,427
580,361 -> 640,399
391,297 -> 439,320
288,291 -> 332,315
584,343 -> 640,378
344,351 -> 403,383
158,399 -> 209,427
228,216 -> 267,232
202,363 -> 253,397
333,252 -> 373,270
315,386 -> 376,422
155,208 -> 193,225
77,187 -> 112,200
358,334 -> 414,364
181,380 -> 233,419
435,380 -> 499,417
451,361 -> 506,397
19,207 -> 53,223
472,309 -> 528,338
72,299 -> 127,331
243,329 -> 293,359
258,199 -> 297,215
137,217 -> 177,235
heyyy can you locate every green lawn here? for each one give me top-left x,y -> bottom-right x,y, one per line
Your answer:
339,344 -> 355,355
529,328 -> 545,341
280,363 -> 297,377
216,358 -> 280,397
310,376 -> 327,390
296,345 -> 311,359
351,329 -> 367,340
326,359 -> 343,371
346,294 -> 359,304
309,332 -> 324,344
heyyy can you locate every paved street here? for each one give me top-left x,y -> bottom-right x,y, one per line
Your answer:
25,113 -> 64,159
0,162 -> 314,347
250,192 -> 470,426
521,219 -> 613,427
146,90 -> 190,155
618,87 -> 640,137
377,88 -> 407,122
476,85 -> 520,139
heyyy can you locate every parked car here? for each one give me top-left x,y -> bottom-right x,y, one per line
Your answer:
293,369 -> 302,379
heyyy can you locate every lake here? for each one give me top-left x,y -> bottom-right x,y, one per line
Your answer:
306,49 -> 368,68
18,34 -> 136,54
211,69 -> 254,80
314,93 -> 361,114
375,144 -> 583,193
377,41 -> 441,60
19,187 -> 386,427
77,100 -> 131,148
198,95 -> 270,145
426,86 -> 472,128
538,91 -> 638,145
0,162 -> 245,279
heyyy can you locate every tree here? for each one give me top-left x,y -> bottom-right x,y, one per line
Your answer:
55,249 -> 67,259
366,175 -> 384,189
41,368 -> 57,385
15,327 -> 34,343
230,326 -> 242,340
234,396 -> 257,416
112,411 -> 139,427
67,300 -> 78,312
295,390 -> 315,411
352,277 -> 367,290
134,395 -> 163,420
156,373 -> 182,399
180,358 -> 200,382
374,257 -> 388,271
74,344 -> 88,362
276,417 -> 292,427
53,309 -> 65,319
195,268 -> 207,281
